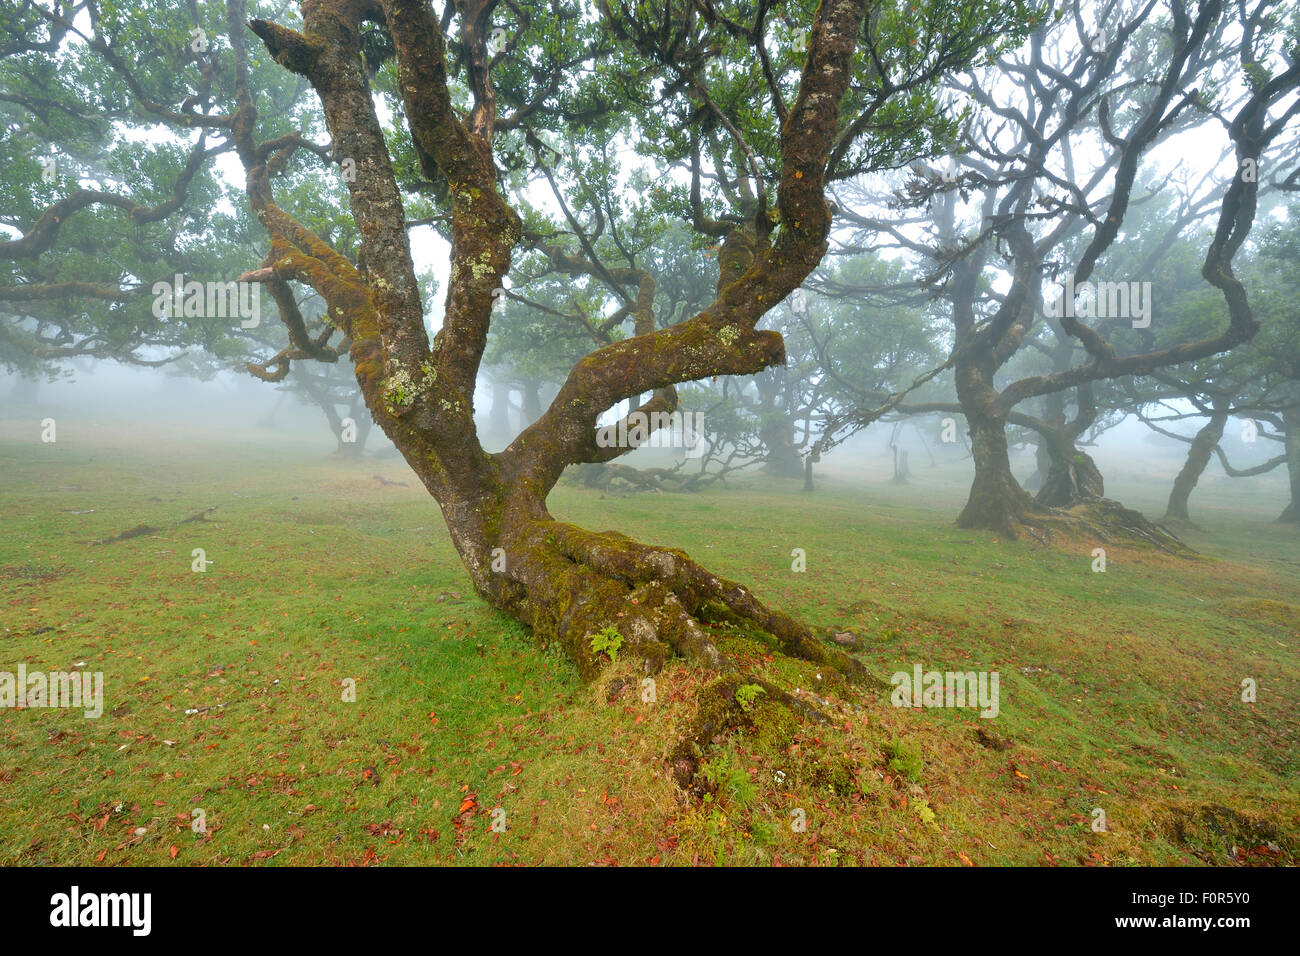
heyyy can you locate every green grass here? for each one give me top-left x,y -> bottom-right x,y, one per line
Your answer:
1,423 -> 1296,866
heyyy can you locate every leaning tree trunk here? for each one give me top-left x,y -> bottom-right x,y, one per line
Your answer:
313,394 -> 350,454
7,374 -> 38,406
891,445 -> 911,483
313,391 -> 369,458
1026,432 -> 1051,493
753,368 -> 804,479
335,419 -> 364,457
520,379 -> 542,429
1280,409 -> 1300,524
1165,409 -> 1229,522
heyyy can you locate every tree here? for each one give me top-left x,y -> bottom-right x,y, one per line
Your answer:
1256,214 -> 1300,522
234,0 -> 1039,740
853,0 -> 1300,539
1140,210 -> 1300,523
0,0 -> 303,375
6,0 -> 1039,777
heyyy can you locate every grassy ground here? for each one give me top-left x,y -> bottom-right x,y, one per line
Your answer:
1,422 -> 1296,866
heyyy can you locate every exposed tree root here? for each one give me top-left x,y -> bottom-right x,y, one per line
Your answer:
958,466 -> 1195,555
482,518 -> 874,788
666,672 -> 835,789
1019,498 -> 1197,556
92,524 -> 160,545
502,520 -> 868,682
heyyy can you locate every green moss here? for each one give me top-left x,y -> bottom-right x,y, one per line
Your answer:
883,739 -> 923,783
747,696 -> 799,751
915,799 -> 941,831
802,753 -> 860,796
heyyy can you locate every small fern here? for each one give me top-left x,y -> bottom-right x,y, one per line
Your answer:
735,682 -> 766,714
589,625 -> 624,663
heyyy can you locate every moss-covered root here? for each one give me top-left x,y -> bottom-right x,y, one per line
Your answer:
667,673 -> 833,789
1008,498 -> 1197,556
964,493 -> 1199,557
538,520 -> 869,685
1061,498 -> 1198,556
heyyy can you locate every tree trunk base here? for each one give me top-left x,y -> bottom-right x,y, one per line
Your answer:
763,454 -> 806,480
956,478 -> 1048,538
959,486 -> 1196,556
1160,512 -> 1201,533
1035,450 -> 1105,508
482,518 -> 874,786
495,519 -> 866,681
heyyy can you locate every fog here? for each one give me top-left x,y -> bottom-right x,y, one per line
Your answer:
5,360 -> 1288,526
4,0 -> 1299,887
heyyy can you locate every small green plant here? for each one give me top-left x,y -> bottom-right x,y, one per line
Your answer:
589,625 -> 624,663
699,752 -> 756,809
883,738 -> 924,783
915,799 -> 940,831
735,682 -> 766,714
